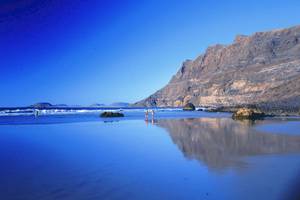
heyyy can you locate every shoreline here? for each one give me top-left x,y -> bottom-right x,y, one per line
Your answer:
0,105 -> 299,117
204,106 -> 300,117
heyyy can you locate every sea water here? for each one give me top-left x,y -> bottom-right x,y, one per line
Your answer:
0,111 -> 299,200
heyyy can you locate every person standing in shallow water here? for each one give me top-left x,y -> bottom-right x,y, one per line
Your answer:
150,109 -> 155,120
34,109 -> 39,117
145,109 -> 155,124
145,110 -> 149,121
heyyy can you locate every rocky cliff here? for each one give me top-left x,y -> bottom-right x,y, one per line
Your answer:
136,25 -> 300,112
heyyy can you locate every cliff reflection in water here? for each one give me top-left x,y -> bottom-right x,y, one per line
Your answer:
156,118 -> 300,170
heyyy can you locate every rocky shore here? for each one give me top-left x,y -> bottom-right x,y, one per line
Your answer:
202,105 -> 300,116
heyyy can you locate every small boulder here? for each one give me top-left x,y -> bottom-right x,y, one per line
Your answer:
183,103 -> 195,111
100,112 -> 124,118
232,108 -> 265,120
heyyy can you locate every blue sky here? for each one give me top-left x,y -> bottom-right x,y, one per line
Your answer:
0,0 -> 300,106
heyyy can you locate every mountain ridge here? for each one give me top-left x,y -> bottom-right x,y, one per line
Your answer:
135,25 -> 300,113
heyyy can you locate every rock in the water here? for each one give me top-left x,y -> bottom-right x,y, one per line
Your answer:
100,112 -> 124,118
232,108 -> 265,120
183,103 -> 195,111
135,25 -> 300,113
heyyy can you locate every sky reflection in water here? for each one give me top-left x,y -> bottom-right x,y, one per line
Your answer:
0,116 -> 299,200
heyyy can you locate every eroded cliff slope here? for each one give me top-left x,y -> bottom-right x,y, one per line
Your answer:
136,25 -> 300,111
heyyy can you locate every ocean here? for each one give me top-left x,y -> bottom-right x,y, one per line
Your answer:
0,110 -> 299,200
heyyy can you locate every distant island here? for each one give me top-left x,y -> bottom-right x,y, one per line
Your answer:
31,102 -> 54,109
30,102 -> 80,109
28,102 -> 130,109
109,102 -> 130,107
90,102 -> 130,107
90,103 -> 106,107
135,25 -> 300,115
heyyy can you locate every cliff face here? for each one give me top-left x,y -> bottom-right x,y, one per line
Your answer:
136,25 -> 300,110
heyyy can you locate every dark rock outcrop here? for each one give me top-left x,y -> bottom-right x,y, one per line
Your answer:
183,103 -> 195,111
232,108 -> 265,120
135,25 -> 300,113
100,112 -> 124,118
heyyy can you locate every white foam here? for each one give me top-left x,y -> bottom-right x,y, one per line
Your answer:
0,107 -> 186,116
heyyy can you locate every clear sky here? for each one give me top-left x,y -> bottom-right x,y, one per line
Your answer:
1,0 -> 300,107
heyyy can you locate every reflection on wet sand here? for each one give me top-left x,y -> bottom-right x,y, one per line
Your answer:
156,118 -> 300,170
